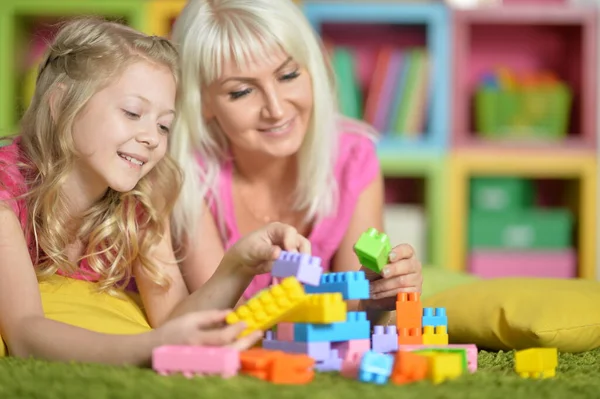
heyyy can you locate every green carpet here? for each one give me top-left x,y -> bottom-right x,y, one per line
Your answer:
1,349 -> 599,398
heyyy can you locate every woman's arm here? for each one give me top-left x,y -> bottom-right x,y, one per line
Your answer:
0,206 -> 159,366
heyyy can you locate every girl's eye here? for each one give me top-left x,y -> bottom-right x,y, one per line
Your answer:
123,110 -> 140,119
228,88 -> 252,100
280,70 -> 300,81
158,124 -> 170,134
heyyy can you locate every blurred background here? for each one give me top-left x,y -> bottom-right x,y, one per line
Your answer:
0,0 -> 598,281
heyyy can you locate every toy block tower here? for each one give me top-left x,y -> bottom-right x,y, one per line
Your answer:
422,307 -> 448,345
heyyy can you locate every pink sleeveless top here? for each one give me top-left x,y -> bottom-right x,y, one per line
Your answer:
201,121 -> 381,299
0,138 -> 116,283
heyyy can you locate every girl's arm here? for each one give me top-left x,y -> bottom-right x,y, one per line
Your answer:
0,206 -> 159,366
134,214 -> 250,327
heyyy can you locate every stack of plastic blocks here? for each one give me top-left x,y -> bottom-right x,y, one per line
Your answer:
264,251 -> 373,375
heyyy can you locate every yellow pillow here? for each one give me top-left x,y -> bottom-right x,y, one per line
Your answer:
422,277 -> 600,353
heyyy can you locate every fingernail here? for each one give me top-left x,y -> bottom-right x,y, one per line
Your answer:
382,267 -> 390,277
388,251 -> 397,262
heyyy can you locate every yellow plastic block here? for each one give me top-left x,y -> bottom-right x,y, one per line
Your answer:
515,348 -> 558,379
420,352 -> 463,384
422,326 -> 449,345
279,293 -> 347,324
226,277 -> 307,337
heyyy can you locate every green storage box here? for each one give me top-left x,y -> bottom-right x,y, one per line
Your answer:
468,209 -> 573,250
474,83 -> 572,140
470,177 -> 534,212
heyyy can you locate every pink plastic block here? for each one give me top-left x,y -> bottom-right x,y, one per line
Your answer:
332,339 -> 371,359
263,332 -> 331,361
398,344 -> 478,372
276,322 -> 295,341
272,251 -> 323,286
340,351 -> 363,379
152,345 -> 240,378
469,250 -> 576,279
372,325 -> 398,353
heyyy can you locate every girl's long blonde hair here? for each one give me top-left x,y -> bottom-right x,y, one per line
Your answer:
169,0 -> 343,245
15,17 -> 182,292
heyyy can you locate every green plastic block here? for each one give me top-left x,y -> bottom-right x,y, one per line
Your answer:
413,348 -> 468,371
468,209 -> 573,249
470,177 -> 534,212
353,227 -> 391,273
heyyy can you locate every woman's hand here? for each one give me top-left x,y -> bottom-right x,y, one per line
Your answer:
361,244 -> 423,311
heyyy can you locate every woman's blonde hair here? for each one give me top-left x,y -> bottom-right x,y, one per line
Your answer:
169,0 -> 342,244
16,17 -> 182,292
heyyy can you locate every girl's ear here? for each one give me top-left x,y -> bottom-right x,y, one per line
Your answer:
48,83 -> 67,123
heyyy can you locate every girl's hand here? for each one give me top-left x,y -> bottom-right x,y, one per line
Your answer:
153,309 -> 263,350
362,244 -> 423,311
226,222 -> 311,276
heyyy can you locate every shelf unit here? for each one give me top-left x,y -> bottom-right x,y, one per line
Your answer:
447,151 -> 597,279
451,5 -> 598,151
0,0 -> 148,137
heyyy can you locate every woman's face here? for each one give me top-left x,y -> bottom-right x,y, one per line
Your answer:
202,48 -> 313,159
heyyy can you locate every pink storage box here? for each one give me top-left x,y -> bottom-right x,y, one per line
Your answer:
469,249 -> 576,279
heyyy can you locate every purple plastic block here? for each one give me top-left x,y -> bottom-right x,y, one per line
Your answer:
371,325 -> 398,353
272,251 -> 323,286
262,337 -> 332,361
315,349 -> 343,372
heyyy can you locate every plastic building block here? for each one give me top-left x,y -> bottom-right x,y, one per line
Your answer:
240,348 -> 315,384
340,351 -> 363,379
152,345 -> 240,378
315,349 -> 343,372
263,332 -> 332,361
276,322 -> 295,341
371,325 -> 398,353
422,326 -> 449,345
422,307 -> 448,328
396,292 -> 423,332
272,251 -> 323,286
294,312 -> 371,342
414,348 -> 468,372
280,293 -> 347,323
332,339 -> 371,359
304,271 -> 369,300
397,344 -> 478,372
226,276 -> 307,337
421,352 -> 463,384
353,227 -> 392,273
514,348 -> 557,379
397,327 -> 423,345
358,350 -> 394,384
391,351 -> 428,385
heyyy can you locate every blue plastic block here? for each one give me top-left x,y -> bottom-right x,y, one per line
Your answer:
422,307 -> 448,327
304,271 -> 370,300
294,312 -> 371,342
358,351 -> 394,384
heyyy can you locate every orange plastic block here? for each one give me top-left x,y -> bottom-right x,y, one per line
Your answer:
240,348 -> 315,384
226,276 -> 307,337
279,293 -> 347,324
396,292 -> 423,331
514,348 -> 557,379
397,327 -> 423,345
422,326 -> 449,345
391,351 -> 428,385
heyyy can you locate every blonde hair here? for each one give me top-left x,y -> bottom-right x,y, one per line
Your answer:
15,17 -> 182,292
169,0 -> 342,244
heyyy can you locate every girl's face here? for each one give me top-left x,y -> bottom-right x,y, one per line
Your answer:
202,48 -> 314,159
69,61 -> 176,197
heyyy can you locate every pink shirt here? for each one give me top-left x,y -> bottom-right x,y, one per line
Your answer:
0,138 -> 113,283
202,123 -> 381,299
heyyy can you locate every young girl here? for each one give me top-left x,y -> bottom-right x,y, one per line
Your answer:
169,0 -> 423,314
0,17 -> 310,365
